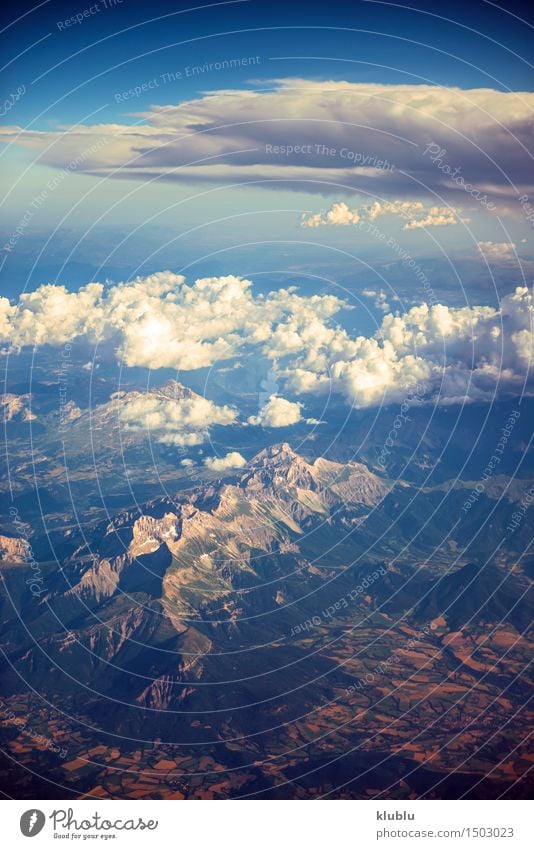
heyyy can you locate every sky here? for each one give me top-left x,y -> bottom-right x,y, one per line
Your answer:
0,0 -> 533,424
3,0 -> 534,121
1,0 -> 533,231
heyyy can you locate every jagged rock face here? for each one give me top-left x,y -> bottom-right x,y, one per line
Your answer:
64,511 -> 182,601
161,444 -> 389,616
59,400 -> 82,423
155,380 -> 198,402
243,443 -> 317,491
1,442 -> 392,659
312,456 -> 388,507
238,442 -> 388,510
54,443 -> 389,619
66,556 -> 122,601
134,628 -> 211,709
136,674 -> 176,710
0,533 -> 31,563
129,513 -> 181,557
1,393 -> 36,422
4,442 -> 389,708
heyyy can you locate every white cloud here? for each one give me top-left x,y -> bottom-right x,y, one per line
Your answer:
203,451 -> 247,472
284,287 -> 533,407
2,272 -> 532,412
248,395 -> 303,427
362,289 -> 391,312
366,200 -> 424,221
302,202 -> 361,228
402,206 -> 462,230
3,81 -> 531,202
477,241 -> 517,262
0,272 -> 345,371
302,200 -> 462,230
120,394 -> 236,446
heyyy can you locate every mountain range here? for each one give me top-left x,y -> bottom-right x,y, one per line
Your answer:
0,435 -> 532,799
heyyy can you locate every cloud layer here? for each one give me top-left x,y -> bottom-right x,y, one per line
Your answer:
282,287 -> 532,407
2,274 -> 532,409
2,80 -> 533,201
0,272 -> 344,370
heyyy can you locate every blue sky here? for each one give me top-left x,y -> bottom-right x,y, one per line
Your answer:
3,0 -> 534,126
1,0 -> 533,278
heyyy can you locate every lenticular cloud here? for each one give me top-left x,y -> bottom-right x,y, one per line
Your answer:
2,80 -> 533,201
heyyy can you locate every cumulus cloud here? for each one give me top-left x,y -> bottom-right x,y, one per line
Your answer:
0,272 -> 345,371
2,273 -> 532,410
302,202 -> 361,228
203,451 -> 247,471
283,287 -> 533,407
477,241 -> 517,262
248,395 -> 303,427
302,200 -> 462,230
2,80 -> 533,202
362,289 -> 391,312
120,394 -> 236,446
402,206 -> 462,230
366,200 -> 424,221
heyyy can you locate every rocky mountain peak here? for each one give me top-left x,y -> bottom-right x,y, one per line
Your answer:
0,533 -> 31,563
156,379 -> 198,402
128,512 -> 181,557
240,444 -> 387,507
1,392 -> 36,423
243,443 -> 315,491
